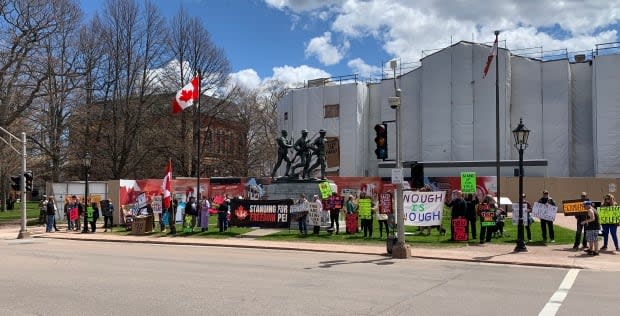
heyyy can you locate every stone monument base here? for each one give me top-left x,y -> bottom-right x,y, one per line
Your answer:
264,178 -> 332,200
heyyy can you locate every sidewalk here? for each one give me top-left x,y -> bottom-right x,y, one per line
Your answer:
3,219 -> 618,272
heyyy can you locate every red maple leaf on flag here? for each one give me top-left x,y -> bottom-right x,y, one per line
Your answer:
179,88 -> 194,102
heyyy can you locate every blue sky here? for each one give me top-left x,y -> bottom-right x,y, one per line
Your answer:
79,0 -> 620,91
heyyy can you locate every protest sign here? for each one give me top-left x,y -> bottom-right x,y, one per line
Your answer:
135,192 -> 147,210
460,172 -> 476,194
151,196 -> 162,214
307,202 -> 321,226
346,213 -> 358,234
562,199 -> 588,216
511,203 -> 530,226
477,203 -> 495,226
380,192 -> 393,214
229,199 -> 292,228
532,202 -> 557,221
403,191 -> 445,226
451,218 -> 468,241
598,206 -> 620,224
318,181 -> 332,199
69,207 -> 78,221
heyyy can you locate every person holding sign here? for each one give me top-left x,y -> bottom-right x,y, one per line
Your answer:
538,190 -> 556,243
358,192 -> 374,238
296,194 -> 309,235
582,200 -> 601,256
600,194 -> 619,251
477,195 -> 496,244
446,190 -> 467,241
573,192 -> 589,250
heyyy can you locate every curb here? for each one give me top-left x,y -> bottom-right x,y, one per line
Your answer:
34,235 -> 585,270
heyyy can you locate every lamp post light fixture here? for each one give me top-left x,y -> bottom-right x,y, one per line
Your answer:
82,152 -> 92,233
512,118 -> 530,252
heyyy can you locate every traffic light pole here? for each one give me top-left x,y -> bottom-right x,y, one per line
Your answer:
17,132 -> 29,239
0,128 -> 30,239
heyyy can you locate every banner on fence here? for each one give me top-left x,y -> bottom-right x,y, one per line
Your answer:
403,191 -> 445,226
229,199 -> 292,228
599,206 -> 620,224
511,203 -> 530,226
532,202 -> 558,221
562,199 -> 588,216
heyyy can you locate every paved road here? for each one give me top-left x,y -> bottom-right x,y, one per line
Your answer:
1,239 -> 618,316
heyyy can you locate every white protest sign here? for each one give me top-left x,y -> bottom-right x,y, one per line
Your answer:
151,196 -> 163,214
307,202 -> 321,226
532,202 -> 557,222
135,192 -> 147,210
403,191 -> 445,226
511,203 -> 529,226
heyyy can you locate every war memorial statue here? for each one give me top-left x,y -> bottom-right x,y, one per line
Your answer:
271,130 -> 293,178
272,129 -> 327,181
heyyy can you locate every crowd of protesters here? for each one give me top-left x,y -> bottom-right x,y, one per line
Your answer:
38,186 -> 618,256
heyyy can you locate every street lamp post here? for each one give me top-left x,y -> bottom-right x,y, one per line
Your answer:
512,118 -> 529,252
82,152 -> 91,233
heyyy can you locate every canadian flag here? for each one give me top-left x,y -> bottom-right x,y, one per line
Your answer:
482,37 -> 498,78
172,75 -> 200,114
162,160 -> 172,209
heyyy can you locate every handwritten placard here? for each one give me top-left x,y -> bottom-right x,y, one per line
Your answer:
452,218 -> 468,241
532,202 -> 558,221
599,206 -> 620,224
562,199 -> 587,216
511,203 -> 530,226
460,172 -> 476,194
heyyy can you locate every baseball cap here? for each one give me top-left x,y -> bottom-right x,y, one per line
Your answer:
584,200 -> 592,205
542,190 -> 549,194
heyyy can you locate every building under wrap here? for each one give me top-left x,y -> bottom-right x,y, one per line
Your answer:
276,41 -> 620,179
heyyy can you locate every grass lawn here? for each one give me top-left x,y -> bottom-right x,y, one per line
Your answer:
258,214 -> 575,247
0,202 -> 40,224
109,210 -> 576,248
111,215 -> 253,238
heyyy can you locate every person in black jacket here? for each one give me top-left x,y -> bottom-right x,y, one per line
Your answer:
573,192 -> 589,250
185,197 -> 198,232
538,190 -> 556,243
464,194 -> 478,239
218,199 -> 229,232
45,197 -> 55,232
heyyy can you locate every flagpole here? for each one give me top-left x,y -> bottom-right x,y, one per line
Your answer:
196,71 -> 201,218
494,30 -> 501,203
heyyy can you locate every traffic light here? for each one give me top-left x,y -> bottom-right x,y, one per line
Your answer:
10,175 -> 21,191
374,123 -> 388,160
24,171 -> 33,192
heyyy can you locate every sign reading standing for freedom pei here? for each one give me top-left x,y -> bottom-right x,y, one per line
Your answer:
562,199 -> 588,216
229,199 -> 292,228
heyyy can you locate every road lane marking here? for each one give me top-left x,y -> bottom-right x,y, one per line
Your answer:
539,269 -> 580,316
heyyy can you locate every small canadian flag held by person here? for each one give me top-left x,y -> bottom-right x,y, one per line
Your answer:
172,75 -> 200,114
482,36 -> 498,78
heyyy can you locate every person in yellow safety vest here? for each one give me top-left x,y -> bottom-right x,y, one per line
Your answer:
358,192 -> 375,238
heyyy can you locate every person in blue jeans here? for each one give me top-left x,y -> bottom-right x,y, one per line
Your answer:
297,194 -> 309,235
600,194 -> 619,251
45,197 -> 55,232
217,199 -> 229,232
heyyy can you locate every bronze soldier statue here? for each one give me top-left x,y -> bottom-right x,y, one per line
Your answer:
307,129 -> 327,179
271,130 -> 293,179
290,129 -> 311,179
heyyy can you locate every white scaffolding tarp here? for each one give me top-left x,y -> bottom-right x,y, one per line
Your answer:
570,62 -> 594,176
542,60 -> 571,177
593,55 -> 620,176
510,56 -> 543,160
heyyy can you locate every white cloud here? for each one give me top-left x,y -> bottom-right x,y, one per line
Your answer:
305,32 -> 348,65
266,0 -> 620,64
268,65 -> 331,88
228,69 -> 262,91
347,58 -> 381,78
228,65 -> 331,92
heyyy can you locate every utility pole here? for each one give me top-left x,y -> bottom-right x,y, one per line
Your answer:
0,128 -> 29,238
